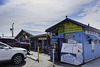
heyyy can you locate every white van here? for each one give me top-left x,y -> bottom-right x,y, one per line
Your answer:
0,42 -> 27,65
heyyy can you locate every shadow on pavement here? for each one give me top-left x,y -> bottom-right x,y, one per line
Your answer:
48,59 -> 82,67
0,61 -> 26,67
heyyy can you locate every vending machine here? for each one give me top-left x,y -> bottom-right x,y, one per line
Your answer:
60,33 -> 83,65
50,37 -> 61,60
50,37 -> 64,61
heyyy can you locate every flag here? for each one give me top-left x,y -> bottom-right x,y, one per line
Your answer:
25,34 -> 28,39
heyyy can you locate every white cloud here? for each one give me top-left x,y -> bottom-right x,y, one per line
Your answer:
77,0 -> 100,29
0,0 -> 94,36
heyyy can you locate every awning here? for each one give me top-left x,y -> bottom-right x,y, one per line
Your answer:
87,35 -> 97,40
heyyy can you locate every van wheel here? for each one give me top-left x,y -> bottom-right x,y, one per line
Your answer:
12,54 -> 24,65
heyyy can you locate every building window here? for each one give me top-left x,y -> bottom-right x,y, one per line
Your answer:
99,40 -> 100,44
87,39 -> 92,44
94,40 -> 98,44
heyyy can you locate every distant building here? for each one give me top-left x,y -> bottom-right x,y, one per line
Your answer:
15,29 -> 44,43
30,33 -> 50,53
15,29 -> 45,49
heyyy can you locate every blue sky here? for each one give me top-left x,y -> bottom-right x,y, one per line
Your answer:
0,0 -> 100,36
0,0 -> 6,5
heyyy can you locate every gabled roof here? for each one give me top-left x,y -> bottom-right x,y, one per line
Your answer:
45,17 -> 100,33
15,29 -> 45,39
22,29 -> 45,36
31,34 -> 47,38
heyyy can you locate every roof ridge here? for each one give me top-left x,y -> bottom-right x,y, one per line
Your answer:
45,17 -> 100,32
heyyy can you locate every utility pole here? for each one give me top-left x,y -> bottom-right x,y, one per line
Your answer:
10,23 -> 14,37
2,34 -> 4,37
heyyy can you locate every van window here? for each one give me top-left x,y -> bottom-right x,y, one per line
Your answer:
0,43 -> 7,49
7,39 -> 17,43
0,39 -> 7,43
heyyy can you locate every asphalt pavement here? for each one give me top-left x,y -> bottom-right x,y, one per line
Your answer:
0,51 -> 100,67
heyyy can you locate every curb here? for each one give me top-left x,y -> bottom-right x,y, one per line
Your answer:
27,55 -> 38,61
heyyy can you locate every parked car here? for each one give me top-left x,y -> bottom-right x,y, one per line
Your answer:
0,38 -> 30,54
0,42 -> 27,64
